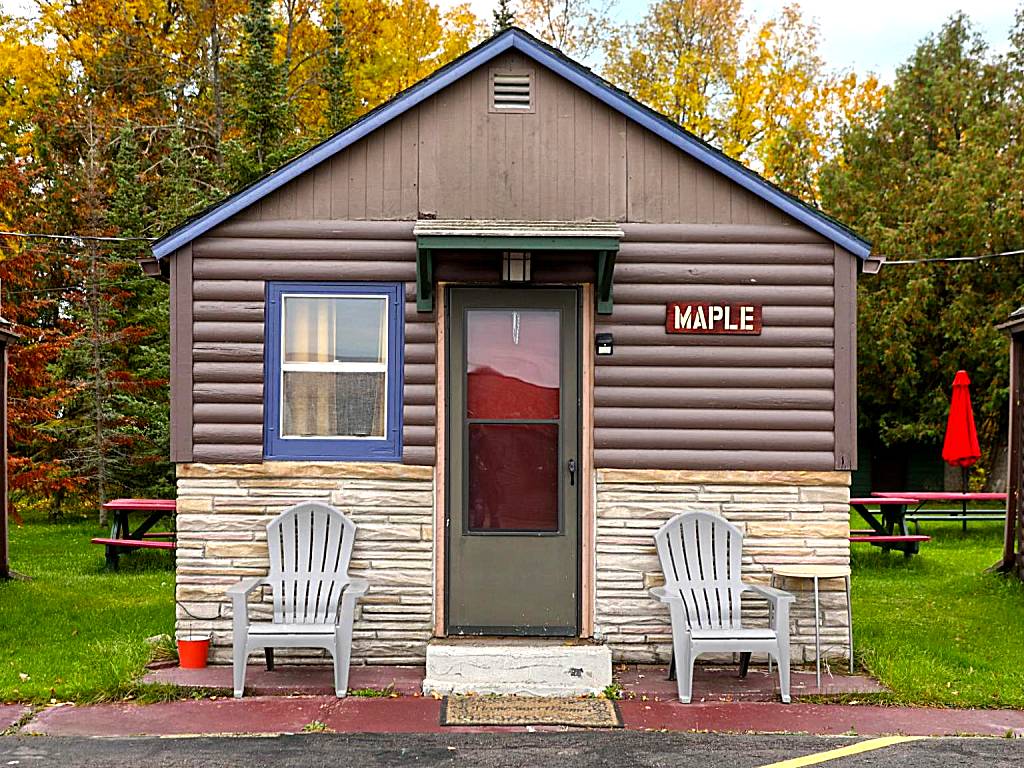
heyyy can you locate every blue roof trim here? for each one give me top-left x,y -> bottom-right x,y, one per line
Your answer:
153,28 -> 870,260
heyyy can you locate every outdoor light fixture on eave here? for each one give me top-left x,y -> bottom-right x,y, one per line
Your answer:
501,251 -> 531,282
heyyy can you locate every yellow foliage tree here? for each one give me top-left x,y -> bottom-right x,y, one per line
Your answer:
517,0 -> 614,60
603,0 -> 883,200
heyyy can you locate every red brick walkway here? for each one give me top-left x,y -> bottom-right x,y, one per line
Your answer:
0,705 -> 29,732
143,663 -> 884,701
10,664 -> 1022,738
19,696 -> 1024,738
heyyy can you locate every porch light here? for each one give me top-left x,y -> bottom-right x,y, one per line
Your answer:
501,251 -> 531,282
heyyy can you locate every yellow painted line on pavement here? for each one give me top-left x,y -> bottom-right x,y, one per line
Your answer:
756,736 -> 926,768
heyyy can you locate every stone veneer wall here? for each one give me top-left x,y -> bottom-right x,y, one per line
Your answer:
175,462 -> 434,664
176,463 -> 850,668
593,469 -> 851,667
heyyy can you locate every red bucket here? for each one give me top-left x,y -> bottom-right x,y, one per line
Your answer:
177,635 -> 210,669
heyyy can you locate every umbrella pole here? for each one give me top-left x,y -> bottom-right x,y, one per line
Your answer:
962,465 -> 969,532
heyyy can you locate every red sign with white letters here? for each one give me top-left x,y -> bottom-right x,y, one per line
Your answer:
665,302 -> 763,335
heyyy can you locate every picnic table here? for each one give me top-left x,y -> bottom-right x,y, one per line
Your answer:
91,498 -> 176,571
848,496 -> 930,556
872,491 -> 1007,532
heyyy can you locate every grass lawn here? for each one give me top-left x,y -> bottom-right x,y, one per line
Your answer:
851,514 -> 1024,708
0,520 -> 174,704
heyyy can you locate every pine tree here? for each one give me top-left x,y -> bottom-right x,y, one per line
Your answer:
820,13 -> 1024,471
324,2 -> 356,135
158,128 -> 221,233
492,0 -> 516,33
107,125 -> 174,501
226,0 -> 294,185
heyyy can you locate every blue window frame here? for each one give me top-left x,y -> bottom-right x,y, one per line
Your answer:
264,281 -> 404,461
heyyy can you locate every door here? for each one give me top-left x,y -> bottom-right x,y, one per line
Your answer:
446,287 -> 580,636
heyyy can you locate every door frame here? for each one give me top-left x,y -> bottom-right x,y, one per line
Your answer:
432,283 -> 595,638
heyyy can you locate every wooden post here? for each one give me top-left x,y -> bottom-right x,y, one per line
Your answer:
1012,332 -> 1024,579
0,328 -> 13,580
997,311 -> 1024,579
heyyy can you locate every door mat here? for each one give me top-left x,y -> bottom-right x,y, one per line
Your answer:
441,696 -> 622,728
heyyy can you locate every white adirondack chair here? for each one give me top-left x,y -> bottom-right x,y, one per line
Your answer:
650,511 -> 795,703
227,501 -> 368,698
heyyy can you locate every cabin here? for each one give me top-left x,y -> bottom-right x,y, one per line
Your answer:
152,28 -> 872,685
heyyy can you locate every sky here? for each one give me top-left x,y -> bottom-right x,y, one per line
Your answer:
467,0 -> 1020,80
1,0 -> 1017,81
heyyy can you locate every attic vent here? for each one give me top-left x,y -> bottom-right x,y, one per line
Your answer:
492,72 -> 533,111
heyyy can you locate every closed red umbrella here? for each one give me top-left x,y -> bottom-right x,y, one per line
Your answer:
942,370 -> 981,494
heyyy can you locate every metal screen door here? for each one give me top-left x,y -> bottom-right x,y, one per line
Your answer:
446,287 -> 580,635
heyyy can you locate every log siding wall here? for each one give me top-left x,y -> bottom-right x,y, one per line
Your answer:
185,221 -> 853,470
594,224 -> 844,471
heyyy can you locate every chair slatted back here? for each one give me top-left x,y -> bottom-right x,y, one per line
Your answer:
654,512 -> 744,630
265,501 -> 355,625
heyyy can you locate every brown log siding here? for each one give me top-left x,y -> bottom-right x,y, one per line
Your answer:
185,221 -> 850,470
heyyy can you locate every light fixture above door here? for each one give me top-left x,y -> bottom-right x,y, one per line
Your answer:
501,251 -> 532,282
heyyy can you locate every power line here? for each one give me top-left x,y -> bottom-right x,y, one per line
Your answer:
1,278 -> 159,296
0,231 -> 155,243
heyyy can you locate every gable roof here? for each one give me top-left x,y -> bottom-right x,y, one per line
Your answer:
152,27 -> 871,260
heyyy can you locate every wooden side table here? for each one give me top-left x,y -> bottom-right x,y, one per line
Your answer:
770,564 -> 853,688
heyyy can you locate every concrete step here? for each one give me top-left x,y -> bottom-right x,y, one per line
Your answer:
422,638 -> 613,696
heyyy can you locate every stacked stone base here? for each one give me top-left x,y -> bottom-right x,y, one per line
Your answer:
593,469 -> 851,667
175,463 -> 851,668
175,462 -> 434,665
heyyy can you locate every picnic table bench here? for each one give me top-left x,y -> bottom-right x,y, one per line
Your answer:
848,496 -> 928,556
91,498 -> 176,570
872,491 -> 1007,532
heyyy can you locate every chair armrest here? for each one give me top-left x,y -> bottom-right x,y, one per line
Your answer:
344,578 -> 369,598
746,583 -> 793,638
649,586 -> 683,604
335,578 -> 369,628
746,583 -> 795,605
226,577 -> 267,598
227,577 -> 268,628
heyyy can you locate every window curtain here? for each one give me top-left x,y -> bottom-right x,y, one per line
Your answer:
283,297 -> 387,438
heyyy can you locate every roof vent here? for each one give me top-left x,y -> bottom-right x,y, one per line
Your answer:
492,72 -> 533,112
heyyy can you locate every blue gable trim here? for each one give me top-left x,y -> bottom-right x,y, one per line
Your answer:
152,28 -> 870,260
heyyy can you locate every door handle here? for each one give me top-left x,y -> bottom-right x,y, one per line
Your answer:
568,458 -> 577,486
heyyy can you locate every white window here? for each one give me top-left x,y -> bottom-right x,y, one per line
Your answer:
280,294 -> 389,439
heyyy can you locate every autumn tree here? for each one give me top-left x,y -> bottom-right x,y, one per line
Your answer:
603,0 -> 880,200
1,0 -> 481,519
518,0 -> 613,59
819,13 -> 1024,476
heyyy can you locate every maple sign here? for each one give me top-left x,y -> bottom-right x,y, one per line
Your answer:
665,302 -> 763,335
